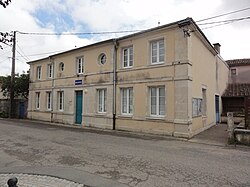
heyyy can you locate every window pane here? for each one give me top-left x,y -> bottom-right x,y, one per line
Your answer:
123,49 -> 128,67
129,47 -> 133,67
122,89 -> 127,113
104,89 -> 107,112
150,88 -> 157,115
159,87 -> 165,115
129,88 -> 133,113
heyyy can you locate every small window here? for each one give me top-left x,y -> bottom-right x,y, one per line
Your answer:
47,64 -> 53,78
76,57 -> 84,74
123,47 -> 133,68
46,91 -> 52,110
59,62 -> 64,71
98,53 -> 106,65
121,88 -> 133,115
97,89 -> 107,113
58,91 -> 64,111
37,66 -> 41,80
149,86 -> 165,117
151,39 -> 165,64
231,69 -> 236,76
35,92 -> 40,109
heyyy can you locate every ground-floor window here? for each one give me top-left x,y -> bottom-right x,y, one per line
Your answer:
35,92 -> 40,110
46,91 -> 52,110
97,89 -> 107,113
149,86 -> 165,117
121,87 -> 133,115
58,91 -> 64,111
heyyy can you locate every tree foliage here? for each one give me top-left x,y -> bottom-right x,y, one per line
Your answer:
0,0 -> 11,8
0,72 -> 29,99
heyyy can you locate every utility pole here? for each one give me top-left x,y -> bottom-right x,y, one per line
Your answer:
9,31 -> 16,118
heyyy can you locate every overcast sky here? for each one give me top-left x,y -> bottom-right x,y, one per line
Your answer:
0,0 -> 250,76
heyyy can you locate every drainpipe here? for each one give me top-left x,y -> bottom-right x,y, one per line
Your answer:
112,39 -> 118,130
49,56 -> 54,122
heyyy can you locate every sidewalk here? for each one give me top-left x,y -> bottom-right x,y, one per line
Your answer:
0,166 -> 129,187
189,123 -> 228,146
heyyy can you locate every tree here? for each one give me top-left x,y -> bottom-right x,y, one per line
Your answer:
1,71 -> 29,99
0,0 -> 11,8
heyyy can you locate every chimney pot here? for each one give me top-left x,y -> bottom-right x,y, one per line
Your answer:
213,43 -> 221,54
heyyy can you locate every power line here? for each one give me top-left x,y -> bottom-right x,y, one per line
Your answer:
16,49 -> 68,57
197,7 -> 250,22
198,16 -> 250,26
17,30 -> 142,36
17,43 -> 30,61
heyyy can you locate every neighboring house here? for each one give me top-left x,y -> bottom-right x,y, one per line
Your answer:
222,59 -> 250,122
27,18 -> 229,138
227,58 -> 250,83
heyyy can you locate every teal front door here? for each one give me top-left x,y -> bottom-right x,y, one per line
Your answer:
75,91 -> 83,124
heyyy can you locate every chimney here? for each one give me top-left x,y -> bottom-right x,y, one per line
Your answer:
213,43 -> 221,54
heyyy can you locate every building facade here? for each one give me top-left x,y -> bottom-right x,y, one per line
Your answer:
27,18 -> 229,138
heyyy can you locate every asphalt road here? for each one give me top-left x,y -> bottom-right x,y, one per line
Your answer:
0,119 -> 249,187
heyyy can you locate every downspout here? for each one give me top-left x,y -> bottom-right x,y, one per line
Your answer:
49,56 -> 54,123
112,39 -> 118,130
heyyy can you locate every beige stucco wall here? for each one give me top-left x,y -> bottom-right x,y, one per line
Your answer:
27,22 -> 229,138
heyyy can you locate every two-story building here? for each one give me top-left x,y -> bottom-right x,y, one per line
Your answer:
27,18 -> 229,138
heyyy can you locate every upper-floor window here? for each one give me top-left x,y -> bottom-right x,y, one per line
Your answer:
37,66 -> 41,80
35,92 -> 40,109
151,39 -> 165,64
98,53 -> 107,65
76,57 -> 84,74
47,64 -> 53,78
59,62 -> 64,72
149,86 -> 165,117
97,89 -> 107,113
231,68 -> 236,76
121,87 -> 133,115
123,47 -> 133,68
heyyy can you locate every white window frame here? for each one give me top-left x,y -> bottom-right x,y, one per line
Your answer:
46,91 -> 52,110
47,63 -> 53,78
151,39 -> 165,64
76,57 -> 84,74
35,92 -> 40,110
58,91 -> 64,111
97,89 -> 107,113
37,66 -> 41,80
99,53 -> 107,65
121,88 -> 133,115
123,46 -> 133,68
149,86 -> 165,117
59,62 -> 64,72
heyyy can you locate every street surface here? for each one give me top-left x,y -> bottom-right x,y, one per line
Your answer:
0,119 -> 249,187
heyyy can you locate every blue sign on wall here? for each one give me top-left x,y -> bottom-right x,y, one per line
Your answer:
75,80 -> 83,85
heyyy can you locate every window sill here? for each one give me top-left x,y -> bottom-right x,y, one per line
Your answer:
118,114 -> 133,118
150,62 -> 165,66
146,116 -> 165,121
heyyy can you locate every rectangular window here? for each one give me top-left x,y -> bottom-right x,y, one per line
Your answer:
192,98 -> 202,117
37,66 -> 41,80
97,89 -> 107,113
123,47 -> 133,68
76,57 -> 84,74
202,89 -> 207,116
35,92 -> 40,109
46,91 -> 52,110
151,39 -> 165,64
150,86 -> 165,117
121,88 -> 133,115
231,68 -> 236,76
58,91 -> 64,111
47,64 -> 53,78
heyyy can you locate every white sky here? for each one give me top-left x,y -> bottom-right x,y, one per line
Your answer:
0,0 -> 250,75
